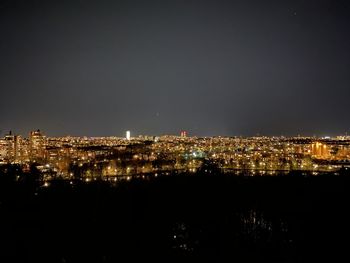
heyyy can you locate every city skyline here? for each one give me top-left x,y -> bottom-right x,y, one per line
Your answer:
2,126 -> 350,183
1,0 -> 350,137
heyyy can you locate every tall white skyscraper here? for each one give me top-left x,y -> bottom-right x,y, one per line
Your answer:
126,130 -> 131,140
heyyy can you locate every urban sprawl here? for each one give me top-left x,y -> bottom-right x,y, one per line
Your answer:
1,130 -> 350,183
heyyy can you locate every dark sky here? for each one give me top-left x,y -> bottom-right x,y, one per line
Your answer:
1,0 -> 349,137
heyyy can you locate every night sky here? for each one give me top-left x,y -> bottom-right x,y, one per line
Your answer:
1,0 -> 349,137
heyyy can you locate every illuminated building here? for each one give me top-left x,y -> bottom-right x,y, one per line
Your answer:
29,129 -> 46,160
5,131 -> 16,160
0,131 -> 23,161
0,138 -> 7,160
126,130 -> 131,140
180,131 -> 187,137
311,142 -> 330,159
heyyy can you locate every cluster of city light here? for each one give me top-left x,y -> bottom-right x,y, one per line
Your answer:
1,130 -> 350,182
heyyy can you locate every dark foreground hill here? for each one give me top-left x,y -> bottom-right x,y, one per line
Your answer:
1,172 -> 350,262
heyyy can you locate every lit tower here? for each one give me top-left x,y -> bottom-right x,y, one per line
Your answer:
4,131 -> 16,161
29,129 -> 46,160
126,130 -> 131,141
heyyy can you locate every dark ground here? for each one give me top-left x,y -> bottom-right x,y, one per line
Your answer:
1,171 -> 350,262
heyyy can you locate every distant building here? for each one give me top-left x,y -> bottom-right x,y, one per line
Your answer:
29,129 -> 46,160
126,130 -> 131,141
180,131 -> 187,137
2,131 -> 23,161
0,131 -> 26,162
4,131 -> 16,160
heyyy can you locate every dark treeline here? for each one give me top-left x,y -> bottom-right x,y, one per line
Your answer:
1,166 -> 350,262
